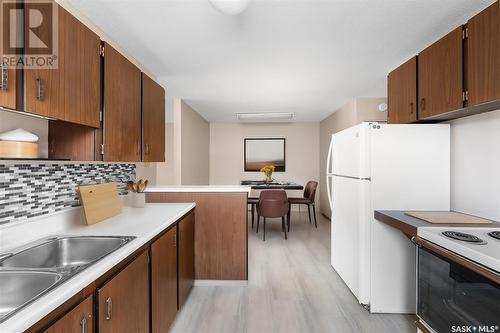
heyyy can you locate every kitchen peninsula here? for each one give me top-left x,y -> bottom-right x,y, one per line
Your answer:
146,186 -> 251,281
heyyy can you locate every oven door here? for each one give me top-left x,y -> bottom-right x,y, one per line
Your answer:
416,238 -> 500,333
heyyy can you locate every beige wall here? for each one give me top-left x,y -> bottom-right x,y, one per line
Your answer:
319,97 -> 387,217
179,101 -> 210,185
209,122 -> 320,207
155,122 -> 176,185
138,99 -> 210,185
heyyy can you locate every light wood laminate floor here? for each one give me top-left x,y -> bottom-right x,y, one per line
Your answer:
170,211 -> 415,333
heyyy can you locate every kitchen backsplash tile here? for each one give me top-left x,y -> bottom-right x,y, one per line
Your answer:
0,163 -> 135,225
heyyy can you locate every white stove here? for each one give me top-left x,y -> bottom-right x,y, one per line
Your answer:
417,226 -> 500,272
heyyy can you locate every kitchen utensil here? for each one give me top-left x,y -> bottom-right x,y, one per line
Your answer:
0,141 -> 38,158
79,183 -> 121,225
405,211 -> 493,224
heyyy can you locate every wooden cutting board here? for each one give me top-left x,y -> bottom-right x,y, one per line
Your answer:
405,211 -> 493,224
79,182 -> 122,225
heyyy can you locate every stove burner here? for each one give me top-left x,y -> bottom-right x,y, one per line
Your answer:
488,231 -> 500,240
441,231 -> 485,244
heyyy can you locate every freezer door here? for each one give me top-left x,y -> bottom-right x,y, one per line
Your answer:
331,175 -> 370,304
331,123 -> 370,178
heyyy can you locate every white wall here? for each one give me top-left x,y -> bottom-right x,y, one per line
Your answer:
209,122 -> 320,207
450,110 -> 500,221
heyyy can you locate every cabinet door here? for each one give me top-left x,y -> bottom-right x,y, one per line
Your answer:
44,295 -> 93,333
178,212 -> 195,308
151,226 -> 177,333
25,4 -> 101,127
142,73 -> 165,162
467,1 -> 500,106
97,251 -> 149,333
418,27 -> 463,119
0,0 -> 22,109
387,57 -> 417,124
103,43 -> 142,162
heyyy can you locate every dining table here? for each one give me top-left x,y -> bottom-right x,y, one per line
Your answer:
240,180 -> 304,190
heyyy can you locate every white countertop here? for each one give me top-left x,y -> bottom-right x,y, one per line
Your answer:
146,185 -> 251,193
0,202 -> 196,333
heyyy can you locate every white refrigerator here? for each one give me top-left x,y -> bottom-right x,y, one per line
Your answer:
326,122 -> 450,313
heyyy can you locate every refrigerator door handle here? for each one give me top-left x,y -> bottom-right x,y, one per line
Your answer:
326,138 -> 334,210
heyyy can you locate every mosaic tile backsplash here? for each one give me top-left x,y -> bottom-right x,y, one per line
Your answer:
0,163 -> 136,225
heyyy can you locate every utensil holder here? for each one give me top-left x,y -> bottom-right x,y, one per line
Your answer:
130,192 -> 146,208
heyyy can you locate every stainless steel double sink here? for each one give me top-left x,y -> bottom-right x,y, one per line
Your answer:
0,235 -> 135,322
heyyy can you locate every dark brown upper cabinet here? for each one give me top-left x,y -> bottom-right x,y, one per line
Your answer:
418,26 -> 464,119
466,1 -> 500,107
151,225 -> 178,333
103,42 -> 142,162
142,73 -> 166,162
387,57 -> 418,124
97,251 -> 149,333
24,4 -> 101,127
0,0 -> 23,110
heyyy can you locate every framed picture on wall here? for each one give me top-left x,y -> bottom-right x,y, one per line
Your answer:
244,138 -> 286,172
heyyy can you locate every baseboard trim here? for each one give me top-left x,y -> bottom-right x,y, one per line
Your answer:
194,280 -> 248,287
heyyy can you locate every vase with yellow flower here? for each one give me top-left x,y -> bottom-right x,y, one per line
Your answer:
260,164 -> 276,183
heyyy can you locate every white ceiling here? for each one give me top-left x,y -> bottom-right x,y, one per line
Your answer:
68,0 -> 494,122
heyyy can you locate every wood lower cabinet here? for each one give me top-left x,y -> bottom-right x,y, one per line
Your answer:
103,43 -> 142,162
387,57 -> 417,124
142,73 -> 166,162
44,295 -> 93,333
418,26 -> 464,119
151,225 -> 178,333
26,209 -> 195,333
25,4 -> 101,127
467,1 -> 500,106
97,251 -> 149,333
178,212 -> 195,308
147,193 -> 247,280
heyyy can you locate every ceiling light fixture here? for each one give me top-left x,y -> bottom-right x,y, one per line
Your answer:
209,0 -> 251,15
236,112 -> 295,122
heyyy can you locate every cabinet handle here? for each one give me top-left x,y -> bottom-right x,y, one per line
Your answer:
137,141 -> 141,156
145,143 -> 150,155
105,296 -> 113,320
0,64 -> 8,90
173,234 -> 176,247
80,318 -> 88,333
409,102 -> 414,115
36,77 -> 45,101
420,98 -> 425,111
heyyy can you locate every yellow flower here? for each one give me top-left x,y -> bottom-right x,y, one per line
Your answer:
260,164 -> 275,173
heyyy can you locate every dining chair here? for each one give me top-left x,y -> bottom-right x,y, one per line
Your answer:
287,180 -> 318,230
248,196 -> 259,228
256,190 -> 289,241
